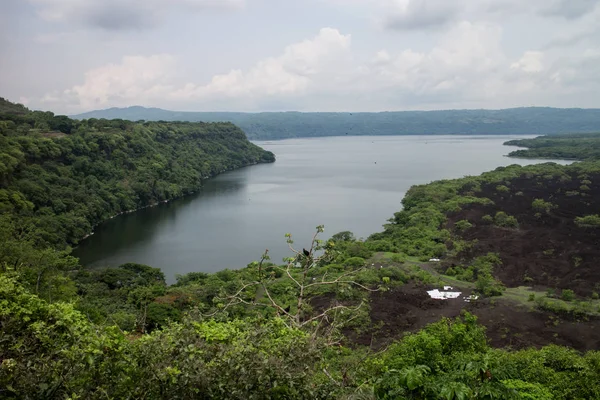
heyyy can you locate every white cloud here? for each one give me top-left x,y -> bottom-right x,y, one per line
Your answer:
29,0 -> 244,30
170,28 -> 351,100
324,0 -> 600,31
39,23 -> 600,112
42,54 -> 176,111
511,51 -> 544,73
44,28 -> 352,111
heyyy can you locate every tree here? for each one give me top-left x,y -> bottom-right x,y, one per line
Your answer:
212,226 -> 379,340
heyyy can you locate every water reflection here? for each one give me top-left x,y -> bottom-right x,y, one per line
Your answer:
75,135 -> 570,283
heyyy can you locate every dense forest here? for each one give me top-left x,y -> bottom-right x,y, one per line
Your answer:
73,105 -> 600,140
3,97 -> 600,398
505,133 -> 600,160
0,98 -> 274,248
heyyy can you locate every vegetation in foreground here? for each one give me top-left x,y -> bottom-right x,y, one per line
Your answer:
2,98 -> 600,398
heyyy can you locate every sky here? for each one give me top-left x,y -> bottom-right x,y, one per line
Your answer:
1,0 -> 599,114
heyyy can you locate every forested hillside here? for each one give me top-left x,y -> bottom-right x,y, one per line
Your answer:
0,99 -> 274,249
3,97 -> 600,399
73,106 -> 600,140
505,133 -> 600,160
0,98 -> 274,302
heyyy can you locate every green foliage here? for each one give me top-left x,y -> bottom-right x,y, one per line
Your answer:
502,379 -> 553,400
482,214 -> 494,224
574,214 -> 600,228
0,104 -> 274,250
454,219 -> 473,231
494,211 -> 519,228
344,257 -> 366,268
0,275 -> 336,399
331,230 -> 356,242
506,133 -> 600,161
496,185 -> 510,193
561,289 -> 575,302
4,274 -> 600,399
365,239 -> 398,253
532,198 -> 557,214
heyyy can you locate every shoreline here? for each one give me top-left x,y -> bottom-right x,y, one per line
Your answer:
76,160 -> 271,245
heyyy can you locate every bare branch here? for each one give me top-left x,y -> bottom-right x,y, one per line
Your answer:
300,302 -> 365,327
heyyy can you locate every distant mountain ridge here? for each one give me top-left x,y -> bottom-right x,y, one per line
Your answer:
72,106 -> 600,140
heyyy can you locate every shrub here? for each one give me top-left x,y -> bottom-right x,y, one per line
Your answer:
532,199 -> 557,214
454,219 -> 473,231
496,185 -> 510,193
345,242 -> 373,259
475,274 -> 505,297
481,215 -> 493,224
389,253 -> 406,263
494,212 -> 519,228
344,257 -> 366,268
574,214 -> 600,228
366,239 -> 398,252
561,289 -> 575,302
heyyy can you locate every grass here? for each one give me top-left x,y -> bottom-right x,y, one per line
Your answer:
503,286 -> 600,316
437,274 -> 476,289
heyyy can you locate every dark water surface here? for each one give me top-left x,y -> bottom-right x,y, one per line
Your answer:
74,136 -> 569,283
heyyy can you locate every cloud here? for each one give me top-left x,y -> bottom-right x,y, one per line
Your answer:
383,0 -> 463,30
511,51 -> 544,73
45,28 -> 352,111
29,0 -> 244,30
540,0 -> 600,19
333,0 -> 600,32
360,21 -> 505,101
39,24 -> 600,112
170,28 -> 352,100
41,54 -> 176,111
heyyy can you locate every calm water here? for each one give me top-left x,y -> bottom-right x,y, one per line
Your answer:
74,135 -> 569,283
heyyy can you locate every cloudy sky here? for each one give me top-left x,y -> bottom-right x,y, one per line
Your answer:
1,0 -> 599,114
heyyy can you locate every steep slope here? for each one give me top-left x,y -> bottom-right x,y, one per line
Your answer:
0,101 -> 275,249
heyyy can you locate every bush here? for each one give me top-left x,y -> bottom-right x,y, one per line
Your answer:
481,215 -> 494,224
532,198 -> 557,214
494,212 -> 519,228
345,242 -> 373,259
389,253 -> 406,263
574,214 -> 600,228
454,219 -> 473,231
344,257 -> 366,268
366,239 -> 398,252
561,289 -> 575,302
475,274 -> 505,297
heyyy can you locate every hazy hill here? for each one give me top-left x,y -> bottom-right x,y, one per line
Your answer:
73,106 -> 600,140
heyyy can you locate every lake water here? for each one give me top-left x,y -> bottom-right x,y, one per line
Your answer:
74,135 -> 570,283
